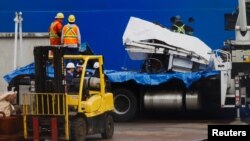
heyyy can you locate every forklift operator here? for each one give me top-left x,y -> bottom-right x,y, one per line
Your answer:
66,62 -> 76,91
75,60 -> 84,78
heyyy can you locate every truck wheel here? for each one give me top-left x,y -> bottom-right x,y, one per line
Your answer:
101,114 -> 114,139
112,89 -> 137,122
71,117 -> 87,141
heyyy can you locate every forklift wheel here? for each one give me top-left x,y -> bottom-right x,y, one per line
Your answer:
71,117 -> 87,141
101,114 -> 114,139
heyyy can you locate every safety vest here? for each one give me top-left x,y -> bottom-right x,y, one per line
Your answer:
174,24 -> 185,34
62,25 -> 79,45
49,20 -> 62,45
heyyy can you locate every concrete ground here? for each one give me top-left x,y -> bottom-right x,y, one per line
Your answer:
86,110 -> 250,141
87,120 -> 207,141
86,118 -> 249,141
1,108 -> 249,141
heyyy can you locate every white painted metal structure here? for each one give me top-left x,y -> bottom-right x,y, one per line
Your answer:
13,12 -> 23,69
123,17 -> 212,65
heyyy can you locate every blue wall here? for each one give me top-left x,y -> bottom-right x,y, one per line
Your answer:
0,0 -> 236,70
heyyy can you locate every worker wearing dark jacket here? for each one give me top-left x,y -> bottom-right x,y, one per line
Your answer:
170,15 -> 193,35
66,62 -> 76,92
62,14 -> 81,55
75,61 -> 84,78
49,12 -> 64,45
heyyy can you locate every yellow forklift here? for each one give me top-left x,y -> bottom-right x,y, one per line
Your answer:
22,46 -> 114,140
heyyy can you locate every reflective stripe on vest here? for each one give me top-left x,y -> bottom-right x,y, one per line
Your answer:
49,21 -> 60,38
174,24 -> 185,34
63,25 -> 78,44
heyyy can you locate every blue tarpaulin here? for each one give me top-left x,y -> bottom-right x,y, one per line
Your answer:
105,70 -> 219,88
3,63 -> 219,88
3,63 -> 54,83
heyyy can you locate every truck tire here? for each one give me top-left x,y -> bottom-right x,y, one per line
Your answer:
71,117 -> 87,141
112,88 -> 137,122
101,114 -> 114,139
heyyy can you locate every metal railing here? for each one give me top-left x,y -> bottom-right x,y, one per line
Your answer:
22,93 -> 66,115
22,93 -> 70,140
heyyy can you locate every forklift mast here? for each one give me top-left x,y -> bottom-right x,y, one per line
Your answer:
33,46 -> 65,93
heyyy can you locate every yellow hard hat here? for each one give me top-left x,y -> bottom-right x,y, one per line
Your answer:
68,15 -> 76,23
55,12 -> 64,19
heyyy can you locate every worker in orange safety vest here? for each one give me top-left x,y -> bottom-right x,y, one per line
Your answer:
48,12 -> 64,57
49,12 -> 64,45
61,14 -> 81,55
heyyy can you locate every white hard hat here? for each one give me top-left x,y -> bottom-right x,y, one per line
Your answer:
55,12 -> 64,19
66,62 -> 75,69
93,62 -> 99,69
76,63 -> 84,68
